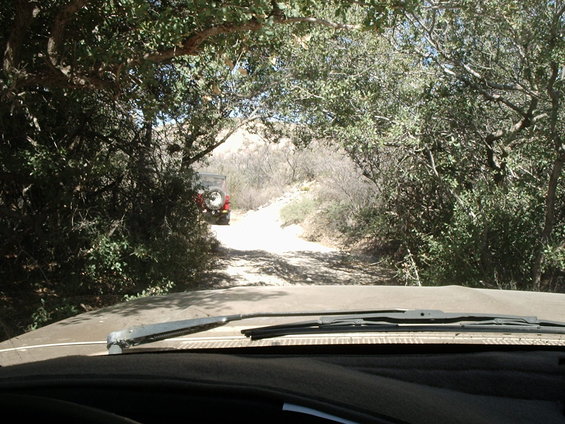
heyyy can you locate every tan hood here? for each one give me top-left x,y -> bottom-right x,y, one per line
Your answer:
1,285 -> 564,365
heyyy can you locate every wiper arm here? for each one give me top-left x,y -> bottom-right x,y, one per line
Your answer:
108,315 -> 232,354
108,309 -> 565,353
106,309 -> 402,354
241,310 -> 565,340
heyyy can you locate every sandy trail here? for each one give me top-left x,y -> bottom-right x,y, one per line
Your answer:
200,190 -> 396,288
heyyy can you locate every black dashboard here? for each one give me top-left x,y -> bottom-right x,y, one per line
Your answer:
0,346 -> 564,423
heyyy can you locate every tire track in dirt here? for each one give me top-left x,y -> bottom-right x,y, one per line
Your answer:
199,190 -> 397,288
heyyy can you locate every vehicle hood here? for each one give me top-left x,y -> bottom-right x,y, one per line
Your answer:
1,285 -> 564,365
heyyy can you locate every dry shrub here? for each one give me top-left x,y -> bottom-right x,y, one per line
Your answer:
198,129 -> 380,250
197,130 -> 315,210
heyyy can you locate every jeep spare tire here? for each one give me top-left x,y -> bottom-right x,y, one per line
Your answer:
204,189 -> 225,210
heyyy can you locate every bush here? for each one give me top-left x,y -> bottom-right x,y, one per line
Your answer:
0,89 -> 216,341
280,196 -> 318,226
421,186 -> 540,290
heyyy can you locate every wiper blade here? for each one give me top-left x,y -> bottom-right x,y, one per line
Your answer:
106,309 -> 401,354
107,309 -> 565,353
241,310 -> 565,340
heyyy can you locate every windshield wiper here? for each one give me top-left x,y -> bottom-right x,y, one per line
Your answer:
107,309 -> 565,354
241,310 -> 565,340
106,309 -> 401,354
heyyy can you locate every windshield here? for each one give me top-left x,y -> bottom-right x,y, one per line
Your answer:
195,173 -> 227,189
0,1 -> 563,348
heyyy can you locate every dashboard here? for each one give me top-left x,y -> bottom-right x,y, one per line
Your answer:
0,345 -> 564,423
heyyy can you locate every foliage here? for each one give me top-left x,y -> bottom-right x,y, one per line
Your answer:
422,186 -> 542,290
0,1 -> 408,339
28,299 -> 79,332
280,195 -> 317,226
1,0 -> 563,341
250,1 -> 564,291
0,86 -> 217,338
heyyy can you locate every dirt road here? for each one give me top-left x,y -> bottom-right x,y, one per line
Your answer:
200,191 -> 397,288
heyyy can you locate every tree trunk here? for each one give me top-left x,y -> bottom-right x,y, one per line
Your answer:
485,133 -> 508,185
532,56 -> 563,291
3,0 -> 36,73
532,151 -> 564,291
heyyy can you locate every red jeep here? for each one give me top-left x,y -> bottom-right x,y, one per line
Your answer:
194,173 -> 231,225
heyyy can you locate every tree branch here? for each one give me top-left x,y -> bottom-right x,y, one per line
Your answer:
140,14 -> 359,64
15,68 -> 114,91
142,20 -> 264,63
47,0 -> 89,68
406,11 -> 532,117
38,0 -> 114,91
484,97 -> 538,145
182,113 -> 261,167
